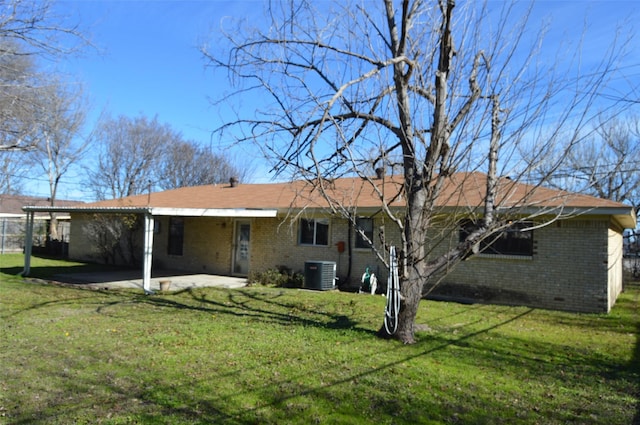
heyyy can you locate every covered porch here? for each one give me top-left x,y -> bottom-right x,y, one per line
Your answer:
21,205 -> 277,294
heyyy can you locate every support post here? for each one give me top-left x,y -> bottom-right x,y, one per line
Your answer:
142,213 -> 154,293
22,211 -> 35,276
1,218 -> 6,254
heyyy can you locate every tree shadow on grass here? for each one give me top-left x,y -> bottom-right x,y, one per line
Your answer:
149,307 -> 548,423
629,282 -> 640,425
122,290 -> 541,414
8,282 -> 637,424
128,287 -> 371,335
1,262 -> 136,283
76,305 -> 536,423
633,321 -> 640,425
7,279 -> 639,424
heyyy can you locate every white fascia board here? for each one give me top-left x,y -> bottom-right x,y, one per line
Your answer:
22,205 -> 278,218
23,206 -> 150,214
150,208 -> 278,218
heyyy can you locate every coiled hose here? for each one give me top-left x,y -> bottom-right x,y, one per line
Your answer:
384,246 -> 400,336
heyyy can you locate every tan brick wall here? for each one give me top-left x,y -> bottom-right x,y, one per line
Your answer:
69,214 -> 236,274
152,216 -> 234,274
69,214 -> 98,261
251,216 -> 345,275
68,212 -> 399,287
250,215 -> 398,289
432,218 -> 615,313
69,211 -> 622,312
69,213 -> 147,265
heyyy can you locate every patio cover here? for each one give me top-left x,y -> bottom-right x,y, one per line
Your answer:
21,205 -> 277,293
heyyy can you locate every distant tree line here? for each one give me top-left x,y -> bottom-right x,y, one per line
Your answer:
528,115 -> 640,219
0,0 -> 247,229
86,113 -> 249,200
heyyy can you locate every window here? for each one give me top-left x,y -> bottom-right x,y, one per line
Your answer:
460,220 -> 533,257
168,217 -> 184,256
299,218 -> 329,246
355,217 -> 374,249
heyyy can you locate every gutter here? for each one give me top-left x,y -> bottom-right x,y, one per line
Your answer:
22,206 -> 278,218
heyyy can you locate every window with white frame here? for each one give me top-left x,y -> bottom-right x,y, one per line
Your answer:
299,218 -> 329,246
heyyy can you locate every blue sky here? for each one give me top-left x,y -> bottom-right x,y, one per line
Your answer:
59,1 -> 260,148
33,0 -> 640,201
34,0 -> 268,199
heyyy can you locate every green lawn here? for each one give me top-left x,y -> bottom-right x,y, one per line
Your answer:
1,253 -> 638,424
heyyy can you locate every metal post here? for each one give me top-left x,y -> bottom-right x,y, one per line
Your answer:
1,218 -> 6,255
22,211 -> 35,276
142,213 -> 154,293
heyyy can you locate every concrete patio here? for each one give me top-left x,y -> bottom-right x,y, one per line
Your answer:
53,269 -> 248,292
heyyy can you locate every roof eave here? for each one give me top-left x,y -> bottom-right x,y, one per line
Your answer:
150,207 -> 277,217
23,203 -> 636,228
23,206 -> 152,214
494,205 -> 637,228
22,205 -> 278,218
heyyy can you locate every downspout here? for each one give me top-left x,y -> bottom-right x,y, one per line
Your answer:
346,218 -> 353,284
21,211 -> 35,276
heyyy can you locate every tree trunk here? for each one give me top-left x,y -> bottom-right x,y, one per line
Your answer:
378,257 -> 431,344
49,213 -> 59,240
385,275 -> 422,344
378,0 -> 457,344
378,177 -> 429,344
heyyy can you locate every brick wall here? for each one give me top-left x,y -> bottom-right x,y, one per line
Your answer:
250,215 -> 394,289
251,216 -> 344,275
152,216 -> 234,274
69,214 -> 236,274
68,214 -> 92,261
429,218 -> 617,313
69,213 -> 146,265
69,211 -> 622,313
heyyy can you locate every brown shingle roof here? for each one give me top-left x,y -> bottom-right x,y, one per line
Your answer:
1,195 -> 82,215
84,172 -> 629,211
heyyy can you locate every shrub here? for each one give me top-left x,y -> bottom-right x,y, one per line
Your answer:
248,267 -> 303,288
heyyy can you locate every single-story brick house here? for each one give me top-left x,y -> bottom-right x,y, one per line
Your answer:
22,172 -> 636,313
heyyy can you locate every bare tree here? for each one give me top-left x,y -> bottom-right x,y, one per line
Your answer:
0,47 -> 44,150
157,141 -> 246,190
0,149 -> 28,193
205,0 -> 631,343
82,213 -> 142,266
87,114 -> 249,199
0,0 -> 85,56
28,80 -> 91,239
86,114 -> 179,200
551,115 -> 640,216
0,0 -> 88,151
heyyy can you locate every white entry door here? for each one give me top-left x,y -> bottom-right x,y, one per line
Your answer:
233,221 -> 251,275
